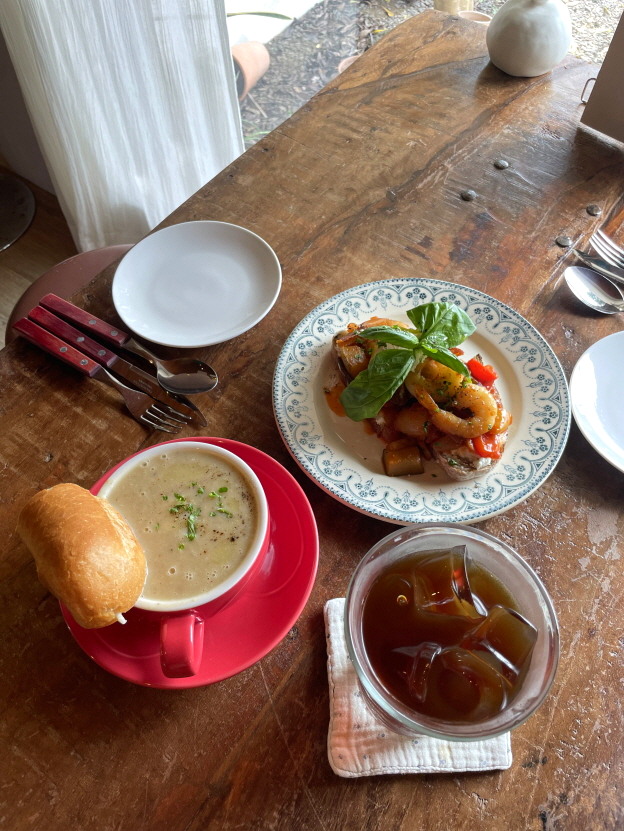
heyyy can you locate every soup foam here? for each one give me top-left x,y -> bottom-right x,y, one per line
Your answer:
102,447 -> 258,602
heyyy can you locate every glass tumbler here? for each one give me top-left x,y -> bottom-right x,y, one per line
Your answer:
344,523 -> 559,741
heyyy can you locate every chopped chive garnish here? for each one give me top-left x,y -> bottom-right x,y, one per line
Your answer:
209,512 -> 216,517
217,508 -> 232,518
162,495 -> 168,501
191,482 -> 197,487
197,486 -> 205,495
155,523 -> 159,531
174,493 -> 185,501
209,491 -> 218,499
218,487 -> 228,493
178,543 -> 185,550
186,515 -> 196,541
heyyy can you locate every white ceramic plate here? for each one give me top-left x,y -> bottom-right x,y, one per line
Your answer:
570,331 -> 624,474
112,221 -> 282,347
273,279 -> 571,525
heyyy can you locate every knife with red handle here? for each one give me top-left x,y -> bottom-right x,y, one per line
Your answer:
13,317 -> 101,376
39,293 -> 129,348
29,306 -> 120,368
13,317 -> 187,432
26,306 -> 205,427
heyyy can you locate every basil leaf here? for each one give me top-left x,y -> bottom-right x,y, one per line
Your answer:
422,331 -> 447,349
407,302 -> 475,348
340,349 -> 415,421
357,326 -> 420,350
420,343 -> 471,377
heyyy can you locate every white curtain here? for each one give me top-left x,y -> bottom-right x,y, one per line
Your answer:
0,0 -> 244,251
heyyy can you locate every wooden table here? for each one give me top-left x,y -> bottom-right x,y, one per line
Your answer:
2,11 -> 624,830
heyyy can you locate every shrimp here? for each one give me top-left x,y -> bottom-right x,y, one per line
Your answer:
394,404 -> 431,439
488,383 -> 512,434
414,384 -> 498,438
405,358 -> 464,405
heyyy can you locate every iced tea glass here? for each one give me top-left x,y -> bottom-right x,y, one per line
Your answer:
344,523 -> 559,741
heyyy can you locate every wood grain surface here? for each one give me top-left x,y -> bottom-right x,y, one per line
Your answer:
2,11 -> 624,831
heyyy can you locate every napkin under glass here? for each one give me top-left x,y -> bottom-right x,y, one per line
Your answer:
324,598 -> 512,778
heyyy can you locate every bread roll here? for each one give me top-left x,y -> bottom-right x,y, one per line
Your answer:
17,483 -> 146,628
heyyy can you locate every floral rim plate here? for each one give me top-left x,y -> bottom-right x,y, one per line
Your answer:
273,279 -> 571,525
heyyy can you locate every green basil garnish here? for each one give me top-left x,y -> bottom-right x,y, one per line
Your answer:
339,301 -> 476,421
419,343 -> 471,376
357,326 -> 420,350
340,348 -> 415,421
407,302 -> 475,347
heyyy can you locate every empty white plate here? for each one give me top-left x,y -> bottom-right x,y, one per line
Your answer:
112,221 -> 282,347
570,331 -> 624,473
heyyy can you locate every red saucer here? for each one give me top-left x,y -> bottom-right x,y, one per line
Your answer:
61,438 -> 319,689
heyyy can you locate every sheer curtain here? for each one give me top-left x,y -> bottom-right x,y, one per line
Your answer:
0,0 -> 244,251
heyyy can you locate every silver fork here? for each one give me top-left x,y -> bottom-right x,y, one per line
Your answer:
590,229 -> 624,269
13,318 -> 185,433
96,370 -> 185,433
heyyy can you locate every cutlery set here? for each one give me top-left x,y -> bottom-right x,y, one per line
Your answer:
566,228 -> 624,315
13,294 -> 211,433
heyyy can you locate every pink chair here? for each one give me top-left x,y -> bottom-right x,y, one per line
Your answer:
5,244 -> 132,345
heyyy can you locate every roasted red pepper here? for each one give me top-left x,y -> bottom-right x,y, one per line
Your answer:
473,432 -> 502,459
467,358 -> 498,386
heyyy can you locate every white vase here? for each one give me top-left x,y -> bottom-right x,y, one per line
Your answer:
486,0 -> 572,78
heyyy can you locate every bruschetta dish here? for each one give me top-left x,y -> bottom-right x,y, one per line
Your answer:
328,302 -> 512,481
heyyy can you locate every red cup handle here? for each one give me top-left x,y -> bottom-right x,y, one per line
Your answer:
160,613 -> 204,678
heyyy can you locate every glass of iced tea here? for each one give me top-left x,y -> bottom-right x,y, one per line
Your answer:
344,524 -> 559,741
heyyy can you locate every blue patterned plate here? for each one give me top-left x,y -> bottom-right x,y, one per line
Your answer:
273,280 -> 570,525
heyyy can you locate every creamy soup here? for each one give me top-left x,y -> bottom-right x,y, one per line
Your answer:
103,448 -> 258,602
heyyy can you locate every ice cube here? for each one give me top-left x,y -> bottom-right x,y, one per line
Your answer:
435,646 -> 511,721
409,605 -> 478,645
392,642 -> 441,703
411,545 -> 486,620
460,605 -> 538,684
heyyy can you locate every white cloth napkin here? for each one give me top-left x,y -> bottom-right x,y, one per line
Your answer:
325,598 -> 512,778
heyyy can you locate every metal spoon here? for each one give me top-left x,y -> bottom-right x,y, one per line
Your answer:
123,337 -> 218,395
564,266 -> 624,315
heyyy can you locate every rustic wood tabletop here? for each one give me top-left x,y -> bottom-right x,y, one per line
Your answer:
1,10 -> 624,830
